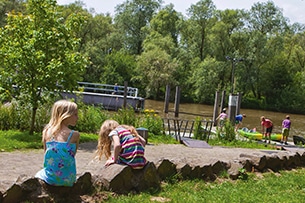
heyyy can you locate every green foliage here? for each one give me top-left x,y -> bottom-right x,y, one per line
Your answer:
193,117 -> 212,141
114,0 -> 162,54
101,51 -> 137,87
238,168 -> 248,180
111,107 -> 138,126
138,109 -> 163,135
216,120 -> 236,142
0,0 -> 88,134
77,105 -> 109,133
0,102 -> 16,130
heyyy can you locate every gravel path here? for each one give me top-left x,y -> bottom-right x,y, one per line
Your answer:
0,142 -> 303,191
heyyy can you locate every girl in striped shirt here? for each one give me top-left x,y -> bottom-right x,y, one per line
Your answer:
96,120 -> 147,169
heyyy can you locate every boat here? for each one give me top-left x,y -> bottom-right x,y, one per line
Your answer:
237,127 -> 282,141
60,82 -> 145,111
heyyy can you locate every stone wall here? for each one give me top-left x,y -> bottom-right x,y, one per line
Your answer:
1,151 -> 305,203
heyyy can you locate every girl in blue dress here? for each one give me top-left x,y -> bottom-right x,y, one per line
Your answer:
35,100 -> 80,186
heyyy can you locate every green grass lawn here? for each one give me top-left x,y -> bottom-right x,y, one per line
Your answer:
99,168 -> 305,203
0,130 -> 179,152
0,130 -> 278,152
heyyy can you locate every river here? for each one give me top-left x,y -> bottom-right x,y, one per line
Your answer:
144,99 -> 305,137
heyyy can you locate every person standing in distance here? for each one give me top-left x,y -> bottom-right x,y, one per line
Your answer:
261,116 -> 273,144
281,115 -> 291,145
35,100 -> 80,186
235,114 -> 246,132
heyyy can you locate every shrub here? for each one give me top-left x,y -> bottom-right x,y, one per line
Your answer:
77,105 -> 109,133
138,109 -> 163,135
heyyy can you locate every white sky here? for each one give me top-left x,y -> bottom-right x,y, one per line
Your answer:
57,0 -> 305,24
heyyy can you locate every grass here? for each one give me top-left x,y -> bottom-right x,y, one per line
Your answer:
0,130 -> 279,152
0,130 -> 98,152
96,168 -> 305,202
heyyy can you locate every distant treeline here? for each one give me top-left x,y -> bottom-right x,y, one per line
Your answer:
1,0 -> 305,114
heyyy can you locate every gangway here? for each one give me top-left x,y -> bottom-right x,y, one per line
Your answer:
60,82 -> 145,111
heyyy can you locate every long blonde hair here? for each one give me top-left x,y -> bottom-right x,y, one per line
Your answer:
96,120 -> 140,160
44,100 -> 78,139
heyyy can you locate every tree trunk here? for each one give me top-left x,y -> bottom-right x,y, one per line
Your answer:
30,106 -> 37,135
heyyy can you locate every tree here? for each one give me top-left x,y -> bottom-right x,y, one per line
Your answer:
114,0 -> 162,55
0,0 -> 25,27
0,0 -> 88,134
135,32 -> 178,99
181,0 -> 216,61
149,4 -> 181,45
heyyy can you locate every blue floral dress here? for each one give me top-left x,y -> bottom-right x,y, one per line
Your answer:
35,130 -> 77,186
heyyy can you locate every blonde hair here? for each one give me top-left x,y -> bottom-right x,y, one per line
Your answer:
96,119 -> 140,160
44,100 -> 78,139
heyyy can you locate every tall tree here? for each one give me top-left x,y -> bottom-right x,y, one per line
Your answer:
114,0 -> 162,55
149,4 -> 181,45
135,32 -> 178,99
181,0 -> 216,61
0,0 -> 88,134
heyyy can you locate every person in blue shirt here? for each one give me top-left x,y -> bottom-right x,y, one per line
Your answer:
235,114 -> 246,132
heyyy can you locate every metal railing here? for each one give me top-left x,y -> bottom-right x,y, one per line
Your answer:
162,118 -> 214,143
77,82 -> 139,97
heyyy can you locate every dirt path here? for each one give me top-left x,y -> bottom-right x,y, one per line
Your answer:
0,142 -> 303,191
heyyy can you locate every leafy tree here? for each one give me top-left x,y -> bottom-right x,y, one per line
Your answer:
136,32 -> 178,99
0,0 -> 25,27
0,0 -> 88,134
181,0 -> 216,61
188,56 -> 224,104
149,3 -> 181,45
114,0 -> 162,55
100,50 -> 137,87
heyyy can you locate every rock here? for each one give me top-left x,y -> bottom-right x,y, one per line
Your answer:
93,162 -> 160,194
155,159 -> 176,181
93,164 -> 133,194
176,163 -> 192,179
228,161 -> 244,180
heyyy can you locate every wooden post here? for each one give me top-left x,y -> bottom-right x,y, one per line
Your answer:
164,85 -> 170,114
213,91 -> 220,126
220,90 -> 226,111
123,81 -> 128,108
174,86 -> 180,118
235,92 -> 242,115
228,93 -> 238,124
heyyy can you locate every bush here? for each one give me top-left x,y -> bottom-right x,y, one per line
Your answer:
217,120 -> 236,142
77,105 -> 109,133
138,109 -> 163,135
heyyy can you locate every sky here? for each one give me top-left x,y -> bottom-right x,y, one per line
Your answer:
57,0 -> 305,24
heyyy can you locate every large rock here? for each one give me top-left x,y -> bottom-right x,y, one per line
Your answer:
155,159 -> 177,181
93,162 -> 160,194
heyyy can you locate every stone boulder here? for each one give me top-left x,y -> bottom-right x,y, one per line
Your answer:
93,162 -> 160,194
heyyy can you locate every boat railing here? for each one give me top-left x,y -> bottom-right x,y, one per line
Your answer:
77,82 -> 138,97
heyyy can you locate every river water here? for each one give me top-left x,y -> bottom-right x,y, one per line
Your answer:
144,99 -> 305,137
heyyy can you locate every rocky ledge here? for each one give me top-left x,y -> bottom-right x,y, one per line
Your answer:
1,149 -> 305,203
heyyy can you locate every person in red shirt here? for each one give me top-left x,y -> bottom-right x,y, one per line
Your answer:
261,116 -> 273,144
